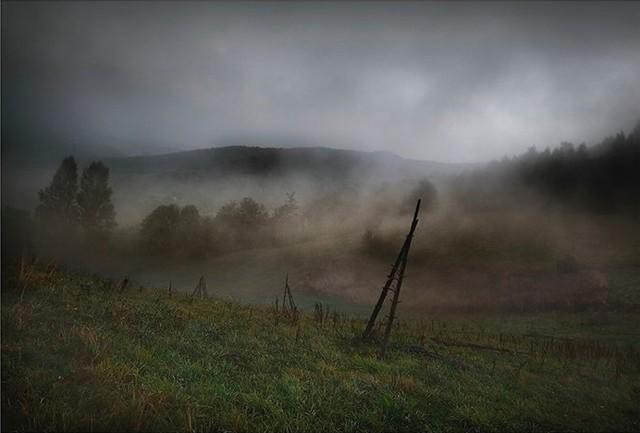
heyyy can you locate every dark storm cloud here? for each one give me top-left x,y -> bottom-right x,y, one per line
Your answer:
2,1 -> 639,165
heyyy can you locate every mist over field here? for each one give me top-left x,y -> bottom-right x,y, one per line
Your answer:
4,133 -> 638,314
2,1 -> 639,432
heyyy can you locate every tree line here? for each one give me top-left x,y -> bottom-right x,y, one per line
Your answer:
511,123 -> 639,213
139,194 -> 299,259
27,155 -> 304,260
455,121 -> 640,214
9,120 -> 636,263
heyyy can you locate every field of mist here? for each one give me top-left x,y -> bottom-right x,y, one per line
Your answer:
5,126 -> 638,316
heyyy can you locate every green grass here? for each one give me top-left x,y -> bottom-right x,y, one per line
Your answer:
2,264 -> 639,432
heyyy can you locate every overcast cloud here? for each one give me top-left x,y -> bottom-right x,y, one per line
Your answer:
2,1 -> 640,165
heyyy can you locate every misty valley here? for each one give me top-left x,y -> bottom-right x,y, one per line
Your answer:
6,133 -> 638,314
3,125 -> 639,432
3,2 -> 640,431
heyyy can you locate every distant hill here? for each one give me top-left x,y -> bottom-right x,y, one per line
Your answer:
107,145 -> 470,182
104,145 -> 473,223
1,144 -> 472,221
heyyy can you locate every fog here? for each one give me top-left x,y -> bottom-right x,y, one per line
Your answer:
10,133 -> 637,315
2,1 -> 639,315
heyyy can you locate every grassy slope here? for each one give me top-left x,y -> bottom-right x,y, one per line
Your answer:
2,265 -> 640,432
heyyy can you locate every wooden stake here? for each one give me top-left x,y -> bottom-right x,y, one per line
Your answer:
380,242 -> 410,357
282,273 -> 289,314
200,276 -> 208,298
362,240 -> 409,339
363,199 -> 421,341
191,277 -> 204,299
119,277 -> 129,294
286,275 -> 297,312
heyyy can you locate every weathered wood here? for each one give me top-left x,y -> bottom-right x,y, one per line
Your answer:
119,277 -> 129,294
282,273 -> 289,313
362,240 -> 409,339
200,276 -> 208,298
363,199 -> 421,341
280,273 -> 297,316
379,201 -> 421,357
191,276 -> 206,298
286,277 -> 296,312
380,233 -> 412,357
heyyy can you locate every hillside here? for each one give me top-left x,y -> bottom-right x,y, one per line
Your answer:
102,146 -> 469,223
107,145 -> 465,180
2,262 -> 639,432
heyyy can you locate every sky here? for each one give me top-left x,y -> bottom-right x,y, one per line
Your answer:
2,1 -> 640,166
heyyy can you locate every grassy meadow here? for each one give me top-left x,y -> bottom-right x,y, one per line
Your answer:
2,260 -> 639,432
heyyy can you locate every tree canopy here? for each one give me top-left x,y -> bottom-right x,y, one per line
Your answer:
77,161 -> 116,238
35,156 -> 79,226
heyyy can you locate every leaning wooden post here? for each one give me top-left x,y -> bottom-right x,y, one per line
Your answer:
191,277 -> 202,299
380,249 -> 409,357
286,276 -> 297,312
119,277 -> 130,294
362,239 -> 409,339
363,199 -> 421,339
380,199 -> 421,357
200,276 -> 208,298
282,273 -> 289,314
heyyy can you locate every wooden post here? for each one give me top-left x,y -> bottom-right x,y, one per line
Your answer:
119,277 -> 129,294
286,276 -> 297,312
191,277 -> 203,298
379,200 -> 420,357
282,273 -> 289,314
380,242 -> 410,357
200,276 -> 208,298
363,199 -> 421,340
362,240 -> 409,339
